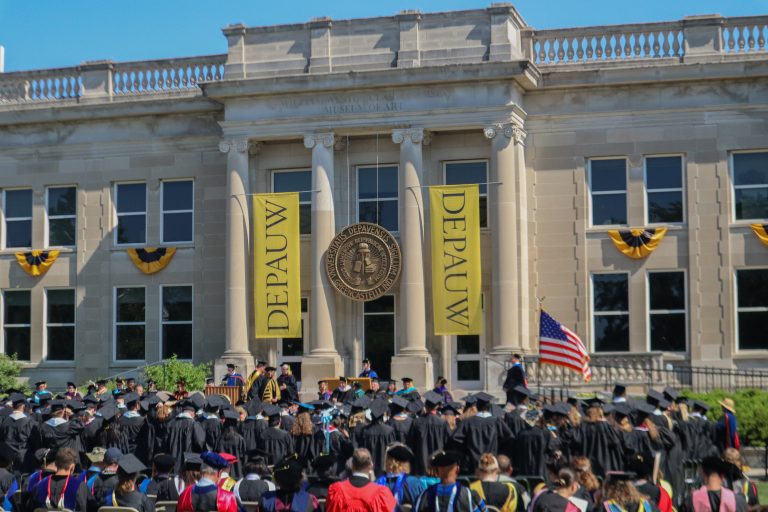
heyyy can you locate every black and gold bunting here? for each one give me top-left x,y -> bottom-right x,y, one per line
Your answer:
15,250 -> 60,277
750,224 -> 768,247
607,228 -> 667,259
127,247 -> 177,274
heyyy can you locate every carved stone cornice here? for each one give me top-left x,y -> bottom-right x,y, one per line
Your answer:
303,132 -> 336,149
483,122 -> 526,145
392,127 -> 427,145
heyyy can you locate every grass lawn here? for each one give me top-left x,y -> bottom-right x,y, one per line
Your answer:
755,479 -> 768,503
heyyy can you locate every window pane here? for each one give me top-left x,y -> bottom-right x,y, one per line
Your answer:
5,327 -> 30,360
163,324 -> 192,359
163,181 -> 193,211
648,191 -> 683,223
364,314 -> 394,381
5,291 -> 30,324
738,311 -> 768,350
457,361 -> 480,381
735,188 -> 768,220
737,269 -> 768,308
282,327 -> 304,356
646,157 -> 682,190
445,162 -> 488,195
299,204 -> 311,235
163,286 -> 192,322
479,197 -> 488,229
364,295 -> 395,313
649,272 -> 685,310
378,166 -> 398,198
5,190 -> 32,218
594,316 -> 629,352
163,212 -> 193,243
592,194 -> 627,225
6,220 -> 32,248
47,289 -> 75,323
734,153 -> 768,186
590,160 -> 626,192
49,218 -> 76,246
593,274 -> 628,312
358,201 -> 378,225
117,288 -> 145,322
116,325 -> 145,360
274,171 -> 312,203
116,184 -> 146,213
117,215 -> 146,244
457,335 -> 480,355
47,326 -> 75,360
378,201 -> 398,232
48,187 -> 76,216
358,167 -> 377,200
650,313 -> 686,352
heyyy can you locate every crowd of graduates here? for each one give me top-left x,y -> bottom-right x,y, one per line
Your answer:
0,362 -> 762,512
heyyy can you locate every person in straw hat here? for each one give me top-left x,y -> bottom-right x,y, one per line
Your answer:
714,397 -> 740,452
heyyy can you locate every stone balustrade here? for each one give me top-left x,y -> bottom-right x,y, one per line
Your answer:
0,66 -> 81,104
113,55 -> 226,95
722,16 -> 768,54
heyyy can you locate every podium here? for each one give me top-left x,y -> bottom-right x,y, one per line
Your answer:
323,377 -> 372,392
205,385 -> 243,404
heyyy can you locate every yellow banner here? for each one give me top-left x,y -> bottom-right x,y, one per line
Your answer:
253,193 -> 302,338
430,184 -> 482,335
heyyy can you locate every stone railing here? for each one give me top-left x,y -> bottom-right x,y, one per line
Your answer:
0,54 -> 226,105
722,16 -> 768,54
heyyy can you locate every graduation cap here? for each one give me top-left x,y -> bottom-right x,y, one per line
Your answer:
390,396 -> 409,411
245,400 -> 264,416
473,392 -> 495,407
606,471 -> 637,481
144,395 -> 162,407
96,379 -> 108,386
352,396 -> 372,410
226,363 -> 236,370
222,409 -> 240,422
35,448 -> 54,465
122,393 -> 140,407
49,399 -> 67,412
633,402 -> 657,417
441,402 -> 462,415
206,395 -> 226,410
369,399 -> 388,420
407,399 -> 424,415
584,396 -> 605,409
9,393 -> 28,407
34,380 -> 47,387
701,456 -> 730,475
184,452 -> 203,469
187,394 -> 206,410
37,392 -> 53,403
692,400 -> 711,413
265,366 -> 276,372
423,391 -> 444,406
66,382 -> 76,388
219,452 -> 238,464
83,395 -> 99,406
646,389 -> 667,408
338,404 -> 352,417
263,404 -> 282,418
312,453 -> 335,471
201,451 -> 230,470
273,457 -> 304,485
513,385 -> 531,398
387,444 -> 414,462
663,387 -> 679,402
626,452 -> 655,478
98,405 -> 118,421
401,377 -> 413,383
293,401 -> 315,412
118,454 -> 148,475
309,400 -> 333,410
612,383 -> 627,396
66,400 -> 85,412
463,394 -> 478,407
430,451 -> 461,468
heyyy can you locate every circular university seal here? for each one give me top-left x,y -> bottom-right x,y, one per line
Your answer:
326,223 -> 402,302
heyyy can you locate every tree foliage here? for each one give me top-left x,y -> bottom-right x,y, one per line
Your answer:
141,355 -> 212,392
683,388 -> 768,447
0,353 -> 28,393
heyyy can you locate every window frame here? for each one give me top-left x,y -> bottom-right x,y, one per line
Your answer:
355,164 -> 400,233
45,185 -> 78,249
113,182 -> 148,247
646,270 -> 688,353
590,272 -> 631,352
113,285 -> 147,363
362,294 -> 397,380
279,297 -> 308,386
587,157 -> 628,228
2,288 -> 32,361
160,179 -> 195,244
160,284 -> 194,361
44,287 -> 76,361
3,188 -> 33,250
442,159 -> 489,230
731,150 -> 768,222
271,168 -> 312,236
451,293 -> 485,390
644,154 -> 686,225
734,266 -> 768,352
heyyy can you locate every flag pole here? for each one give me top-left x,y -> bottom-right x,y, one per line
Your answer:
535,296 -> 545,398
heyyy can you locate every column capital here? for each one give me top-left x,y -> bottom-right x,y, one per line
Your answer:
303,132 -> 336,149
219,137 -> 252,154
392,127 -> 427,145
483,122 -> 526,145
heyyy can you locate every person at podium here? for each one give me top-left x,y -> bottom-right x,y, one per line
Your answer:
222,364 -> 246,387
359,359 -> 379,379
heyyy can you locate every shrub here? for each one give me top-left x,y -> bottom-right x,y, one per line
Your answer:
0,353 -> 27,393
141,355 -> 212,392
683,388 -> 768,447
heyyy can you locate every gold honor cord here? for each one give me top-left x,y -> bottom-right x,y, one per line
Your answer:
15,250 -> 60,277
127,247 -> 177,274
607,228 -> 668,259
750,224 -> 768,246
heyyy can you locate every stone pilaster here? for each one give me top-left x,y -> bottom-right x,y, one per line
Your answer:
396,11 -> 422,68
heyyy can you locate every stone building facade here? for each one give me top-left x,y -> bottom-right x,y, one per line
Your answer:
1,5 -> 767,392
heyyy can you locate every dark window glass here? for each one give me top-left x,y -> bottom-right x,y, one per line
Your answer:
648,191 -> 684,223
457,335 -> 480,355
274,171 -> 312,234
594,316 -> 630,352
358,166 -> 398,231
163,324 -> 192,359
116,325 -> 145,360
358,201 -> 378,224
735,188 -> 768,220
592,195 -> 627,225
5,190 -> 32,218
364,314 -> 394,381
733,153 -> 768,186
6,220 -> 32,248
364,295 -> 395,313
163,181 -> 193,211
649,272 -> 685,310
47,289 -> 75,323
117,215 -> 146,245
49,218 -> 76,247
5,291 -> 30,324
650,313 -> 686,352
358,167 -> 378,200
48,187 -> 76,216
47,326 -> 74,360
116,184 -> 146,213
378,166 -> 398,198
378,201 -> 398,232
591,160 -> 626,192
5,327 -> 30,360
593,274 -> 629,312
737,269 -> 768,309
117,288 -> 145,322
738,311 -> 768,350
646,157 -> 683,189
282,327 -> 304,357
445,161 -> 488,228
162,286 -> 192,321
163,213 -> 193,243
457,361 -> 481,381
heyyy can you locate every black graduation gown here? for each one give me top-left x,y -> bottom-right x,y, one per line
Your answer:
80,416 -> 104,454
387,415 -> 413,444
569,420 -> 623,477
688,415 -> 718,459
307,477 -> 340,509
38,418 -> 84,452
504,409 -> 531,439
241,417 -> 268,452
108,489 -> 155,512
216,433 -> 247,479
26,474 -> 95,512
352,421 -> 396,476
257,427 -> 294,466
188,482 -> 220,511
313,428 -> 352,473
408,413 -> 451,476
237,477 -> 273,502
331,387 -> 355,404
144,474 -> 171,496
512,425 -> 558,477
621,426 -> 666,460
451,415 -> 512,474
93,470 -> 119,504
532,491 -> 572,512
0,469 -> 16,505
163,416 -> 206,472
0,413 -> 35,470
503,365 -> 527,403
119,414 -> 154,466
415,483 -> 483,512
294,434 -> 316,467
155,477 -> 182,501
200,415 -> 222,450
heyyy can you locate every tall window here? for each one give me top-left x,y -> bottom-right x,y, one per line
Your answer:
4,290 -> 31,360
4,189 -> 32,248
46,288 -> 75,360
736,268 -> 768,350
280,298 -> 308,383
162,180 -> 194,243
444,161 -> 488,228
358,165 -> 398,231
273,170 -> 311,234
589,159 -> 627,226
46,186 -> 77,247
161,285 -> 193,359
114,287 -> 145,361
648,272 -> 686,352
646,156 -> 684,223
455,294 -> 484,387
592,273 -> 629,352
115,183 -> 146,245
733,152 -> 768,220
364,296 -> 395,381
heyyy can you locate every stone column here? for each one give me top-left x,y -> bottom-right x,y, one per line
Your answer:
484,122 -> 529,369
390,128 -> 433,389
300,133 -> 342,396
216,137 -> 255,379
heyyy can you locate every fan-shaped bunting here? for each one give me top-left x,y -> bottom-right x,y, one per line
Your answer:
607,228 -> 667,259
15,250 -> 60,277
750,224 -> 768,246
127,247 -> 177,274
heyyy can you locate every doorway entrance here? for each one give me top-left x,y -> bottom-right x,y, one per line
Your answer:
363,295 -> 395,381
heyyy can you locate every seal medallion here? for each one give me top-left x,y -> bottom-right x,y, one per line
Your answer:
326,223 -> 401,302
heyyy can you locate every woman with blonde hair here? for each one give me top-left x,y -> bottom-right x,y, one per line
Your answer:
571,456 -> 600,512
291,405 -> 316,466
471,453 -> 525,512
375,443 -> 424,509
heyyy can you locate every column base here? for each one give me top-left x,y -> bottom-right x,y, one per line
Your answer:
299,353 -> 344,401
215,352 -> 255,383
390,353 -> 434,390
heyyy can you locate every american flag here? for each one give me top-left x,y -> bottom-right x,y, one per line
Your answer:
539,311 -> 592,382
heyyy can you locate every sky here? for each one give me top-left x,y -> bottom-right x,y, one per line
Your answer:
0,0 -> 767,72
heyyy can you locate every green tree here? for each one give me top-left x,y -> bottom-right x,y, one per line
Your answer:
0,353 -> 28,393
142,355 -> 212,392
683,388 -> 768,447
